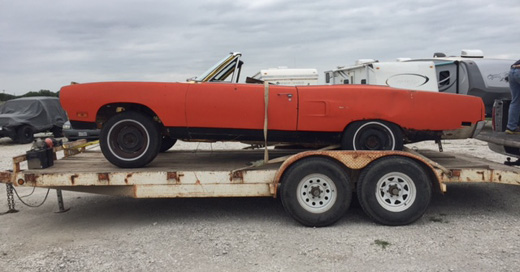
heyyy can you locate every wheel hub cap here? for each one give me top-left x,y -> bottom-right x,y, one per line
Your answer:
376,172 -> 416,212
297,174 -> 337,214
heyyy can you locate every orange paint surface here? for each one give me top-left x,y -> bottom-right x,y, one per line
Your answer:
60,82 -> 484,132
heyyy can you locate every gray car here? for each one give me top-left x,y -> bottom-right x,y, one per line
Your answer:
0,97 -> 67,143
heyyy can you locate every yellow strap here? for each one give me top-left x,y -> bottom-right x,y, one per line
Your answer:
263,81 -> 269,163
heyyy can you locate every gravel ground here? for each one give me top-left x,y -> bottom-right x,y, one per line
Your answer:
1,136 -> 520,271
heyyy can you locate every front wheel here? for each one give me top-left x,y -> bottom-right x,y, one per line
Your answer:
280,157 -> 352,227
16,125 -> 34,144
357,156 -> 432,226
100,112 -> 161,168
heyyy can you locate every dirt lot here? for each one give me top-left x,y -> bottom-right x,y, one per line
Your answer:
1,136 -> 520,271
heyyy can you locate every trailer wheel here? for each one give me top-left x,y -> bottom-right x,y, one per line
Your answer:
357,156 -> 431,226
100,111 -> 161,168
280,157 -> 352,227
16,125 -> 34,144
342,121 -> 403,150
160,135 -> 177,152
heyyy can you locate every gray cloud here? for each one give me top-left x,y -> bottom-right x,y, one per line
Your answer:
0,0 -> 519,95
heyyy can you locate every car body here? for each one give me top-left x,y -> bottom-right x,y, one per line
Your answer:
60,53 -> 486,168
62,120 -> 100,141
0,97 -> 68,143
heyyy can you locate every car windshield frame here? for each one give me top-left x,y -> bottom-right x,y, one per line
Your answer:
192,52 -> 242,82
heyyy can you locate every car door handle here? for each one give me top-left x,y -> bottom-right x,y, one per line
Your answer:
277,93 -> 293,98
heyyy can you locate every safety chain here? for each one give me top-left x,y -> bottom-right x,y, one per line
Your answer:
1,183 -> 19,214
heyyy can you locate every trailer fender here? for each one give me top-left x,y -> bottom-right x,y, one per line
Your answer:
273,150 -> 442,195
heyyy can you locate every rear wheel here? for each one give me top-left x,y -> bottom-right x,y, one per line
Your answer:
160,135 -> 177,152
280,157 -> 352,227
16,125 -> 34,144
342,120 -> 403,150
100,111 -> 161,168
357,156 -> 432,226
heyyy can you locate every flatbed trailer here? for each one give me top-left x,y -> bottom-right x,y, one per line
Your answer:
1,142 -> 520,227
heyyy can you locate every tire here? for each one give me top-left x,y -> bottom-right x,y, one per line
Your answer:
16,125 -> 34,144
52,126 -> 63,138
280,157 -> 352,227
159,135 -> 177,152
341,120 -> 403,151
100,111 -> 161,168
357,156 -> 432,226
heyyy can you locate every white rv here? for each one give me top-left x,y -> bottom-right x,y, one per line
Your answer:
325,50 -> 514,116
408,50 -> 513,116
252,67 -> 318,86
325,60 -> 438,92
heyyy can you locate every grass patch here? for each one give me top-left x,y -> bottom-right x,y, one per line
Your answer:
429,213 -> 449,223
374,239 -> 391,249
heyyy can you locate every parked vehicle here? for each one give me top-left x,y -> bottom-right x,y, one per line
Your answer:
326,50 -> 514,116
250,67 -> 318,85
62,121 -> 100,141
0,97 -> 67,143
410,50 -> 512,116
325,59 -> 439,92
60,52 -> 485,168
475,98 -> 520,164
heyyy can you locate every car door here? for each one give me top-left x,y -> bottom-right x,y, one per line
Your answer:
185,83 -> 297,135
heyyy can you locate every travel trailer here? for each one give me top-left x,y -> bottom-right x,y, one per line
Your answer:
326,50 -> 514,116
251,67 -> 318,85
324,59 -> 439,92
409,50 -> 512,115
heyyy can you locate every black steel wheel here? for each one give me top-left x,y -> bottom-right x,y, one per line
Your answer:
342,120 -> 403,150
16,125 -> 34,144
280,157 -> 352,227
357,156 -> 432,226
100,111 -> 161,168
159,135 -> 177,152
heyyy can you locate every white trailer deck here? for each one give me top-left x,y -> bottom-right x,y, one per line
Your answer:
1,142 -> 520,226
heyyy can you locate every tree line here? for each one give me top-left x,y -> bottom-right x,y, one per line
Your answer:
0,90 -> 59,102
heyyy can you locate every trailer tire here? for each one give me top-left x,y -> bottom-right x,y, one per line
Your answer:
357,156 -> 431,226
16,125 -> 34,144
100,111 -> 161,168
342,120 -> 403,151
160,135 -> 177,152
280,157 -> 352,227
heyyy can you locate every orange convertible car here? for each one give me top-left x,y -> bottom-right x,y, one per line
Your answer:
60,53 -> 485,168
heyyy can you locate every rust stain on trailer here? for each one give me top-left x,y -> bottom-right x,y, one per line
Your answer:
0,172 -> 11,182
477,171 -> 486,181
25,174 -> 36,183
98,173 -> 110,182
125,173 -> 133,184
167,172 -> 183,183
230,171 -> 244,182
70,174 -> 78,185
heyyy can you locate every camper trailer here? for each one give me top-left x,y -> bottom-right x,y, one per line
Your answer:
408,50 -> 512,116
252,67 -> 318,86
326,50 -> 513,116
324,60 -> 439,92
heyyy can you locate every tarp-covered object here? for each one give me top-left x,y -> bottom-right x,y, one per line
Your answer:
0,97 -> 68,131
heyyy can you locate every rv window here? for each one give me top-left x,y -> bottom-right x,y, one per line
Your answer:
361,79 -> 367,84
439,71 -> 450,86
343,79 -> 349,84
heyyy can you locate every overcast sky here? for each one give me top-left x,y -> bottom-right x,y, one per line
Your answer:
1,0 -> 519,95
